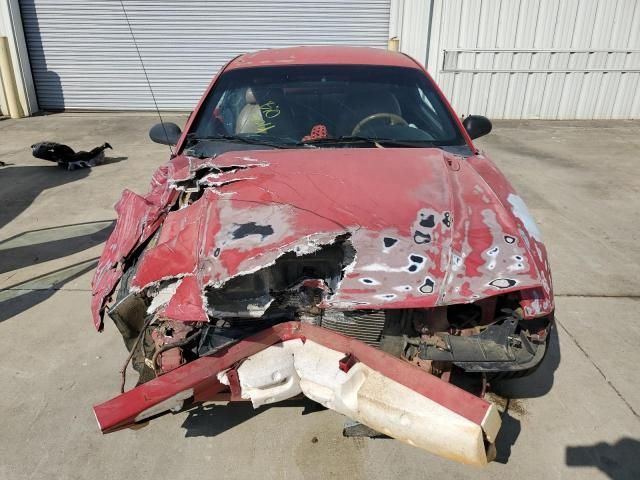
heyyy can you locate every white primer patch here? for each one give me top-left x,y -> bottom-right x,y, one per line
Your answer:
146,278 -> 183,313
507,194 -> 543,242
360,259 -> 425,274
374,293 -> 397,301
198,176 -> 256,187
393,285 -> 413,292
225,340 -> 500,465
134,388 -> 193,423
210,296 -> 275,318
361,263 -> 405,273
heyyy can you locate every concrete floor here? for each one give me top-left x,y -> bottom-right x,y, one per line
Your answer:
0,114 -> 639,479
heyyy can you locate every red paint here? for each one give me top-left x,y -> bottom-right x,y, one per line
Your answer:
340,288 -> 377,295
92,147 -> 553,327
174,48 -> 477,153
110,148 -> 549,315
338,353 -> 357,372
93,322 -> 491,433
132,200 -> 203,289
162,276 -> 208,322
225,46 -> 419,71
91,46 -> 553,332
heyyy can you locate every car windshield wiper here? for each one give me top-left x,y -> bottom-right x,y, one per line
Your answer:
299,136 -> 435,148
186,134 -> 295,149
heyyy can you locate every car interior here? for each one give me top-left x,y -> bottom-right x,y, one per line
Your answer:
190,65 -> 465,147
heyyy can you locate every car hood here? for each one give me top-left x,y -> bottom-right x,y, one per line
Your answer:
91,147 -> 553,329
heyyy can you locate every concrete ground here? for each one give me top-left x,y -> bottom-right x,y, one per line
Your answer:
0,113 -> 639,480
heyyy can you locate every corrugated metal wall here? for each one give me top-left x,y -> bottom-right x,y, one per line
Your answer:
0,18 -> 7,115
425,0 -> 640,119
390,0 -> 432,68
20,0 -> 391,111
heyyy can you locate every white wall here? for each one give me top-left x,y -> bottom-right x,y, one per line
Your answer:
0,11 -> 8,115
0,0 -> 38,115
393,0 -> 640,119
422,0 -> 640,119
6,0 -> 640,118
389,0 -> 432,67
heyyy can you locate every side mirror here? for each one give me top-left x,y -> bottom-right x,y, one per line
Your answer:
149,122 -> 182,145
462,115 -> 492,140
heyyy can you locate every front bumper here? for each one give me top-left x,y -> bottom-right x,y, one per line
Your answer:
94,321 -> 501,466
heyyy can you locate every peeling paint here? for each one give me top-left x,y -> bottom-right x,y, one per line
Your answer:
92,147 -> 554,329
507,193 -> 543,242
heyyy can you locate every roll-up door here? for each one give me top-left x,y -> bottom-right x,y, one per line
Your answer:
20,0 -> 391,110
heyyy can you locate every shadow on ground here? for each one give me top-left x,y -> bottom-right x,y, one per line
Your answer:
0,220 -> 113,273
177,322 -> 561,462
104,156 -> 128,164
487,324 -> 561,463
0,257 -> 98,322
494,403 -> 522,464
491,323 -> 561,399
566,437 -> 640,480
181,398 -> 326,438
0,164 -> 90,230
0,220 -> 115,321
0,158 -> 125,231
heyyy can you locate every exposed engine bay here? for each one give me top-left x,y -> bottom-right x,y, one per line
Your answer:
110,233 -> 551,387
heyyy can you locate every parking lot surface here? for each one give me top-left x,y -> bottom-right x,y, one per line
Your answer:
1,114 -> 638,479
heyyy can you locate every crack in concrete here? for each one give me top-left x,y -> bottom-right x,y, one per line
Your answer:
556,319 -> 639,419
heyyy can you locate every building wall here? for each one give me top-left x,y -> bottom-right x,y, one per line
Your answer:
4,0 -> 640,118
389,0 -> 432,68
1,0 -> 38,116
423,0 -> 640,119
0,12 -> 8,116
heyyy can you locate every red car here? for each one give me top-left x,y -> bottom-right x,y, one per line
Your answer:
91,47 -> 553,465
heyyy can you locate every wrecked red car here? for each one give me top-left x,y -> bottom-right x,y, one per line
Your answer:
91,47 -> 553,465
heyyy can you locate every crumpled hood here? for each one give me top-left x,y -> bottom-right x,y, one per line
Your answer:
91,147 -> 553,329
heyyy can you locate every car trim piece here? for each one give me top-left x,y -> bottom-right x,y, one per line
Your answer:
94,322 -> 495,434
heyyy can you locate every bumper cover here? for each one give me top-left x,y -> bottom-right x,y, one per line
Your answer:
94,322 -> 501,465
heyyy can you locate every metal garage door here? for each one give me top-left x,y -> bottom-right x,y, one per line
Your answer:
19,0 -> 391,111
425,0 -> 640,119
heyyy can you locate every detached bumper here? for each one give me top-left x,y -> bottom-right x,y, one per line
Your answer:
94,322 -> 501,466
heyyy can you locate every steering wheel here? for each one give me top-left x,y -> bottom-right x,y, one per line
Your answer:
352,113 -> 408,136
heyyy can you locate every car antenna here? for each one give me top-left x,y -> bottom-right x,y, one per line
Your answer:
118,0 -> 174,156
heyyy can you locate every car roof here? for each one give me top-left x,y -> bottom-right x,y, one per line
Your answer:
225,46 -> 421,71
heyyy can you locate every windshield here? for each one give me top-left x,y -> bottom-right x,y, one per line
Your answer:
186,65 -> 466,150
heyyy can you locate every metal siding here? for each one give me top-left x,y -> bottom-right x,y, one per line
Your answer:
0,16 -> 5,115
20,0 -> 391,110
397,0 -> 431,65
0,69 -> 6,117
428,0 -> 640,119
